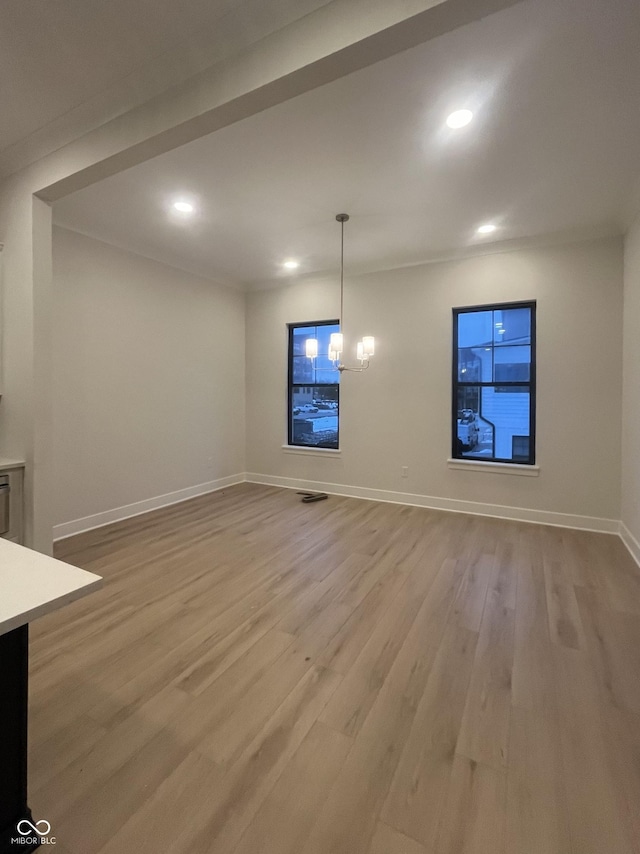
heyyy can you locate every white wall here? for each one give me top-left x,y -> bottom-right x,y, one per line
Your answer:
0,0 -> 453,551
246,237 -> 623,527
52,227 -> 245,531
0,175 -> 54,550
622,215 -> 640,553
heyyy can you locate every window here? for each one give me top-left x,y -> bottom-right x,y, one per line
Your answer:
288,321 -> 340,449
452,301 -> 536,464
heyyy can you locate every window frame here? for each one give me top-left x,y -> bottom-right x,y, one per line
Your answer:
287,319 -> 340,449
452,300 -> 536,465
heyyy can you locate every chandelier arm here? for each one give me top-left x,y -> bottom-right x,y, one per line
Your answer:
310,364 -> 369,373
338,361 -> 370,373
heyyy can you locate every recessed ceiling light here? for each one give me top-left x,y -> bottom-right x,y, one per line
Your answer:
446,109 -> 473,129
477,224 -> 497,234
173,201 -> 194,213
283,260 -> 299,270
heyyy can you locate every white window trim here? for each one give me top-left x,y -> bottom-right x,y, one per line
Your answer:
282,444 -> 341,457
447,458 -> 539,477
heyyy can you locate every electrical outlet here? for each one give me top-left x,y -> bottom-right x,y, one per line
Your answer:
401,466 -> 408,478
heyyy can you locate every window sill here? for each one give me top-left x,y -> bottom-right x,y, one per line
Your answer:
282,445 -> 342,457
447,458 -> 539,477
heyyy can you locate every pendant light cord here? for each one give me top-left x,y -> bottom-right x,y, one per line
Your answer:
340,216 -> 344,328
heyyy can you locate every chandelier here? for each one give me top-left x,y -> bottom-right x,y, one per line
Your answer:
305,213 -> 375,373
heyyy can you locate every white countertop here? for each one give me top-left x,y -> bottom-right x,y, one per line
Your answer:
0,538 -> 102,635
0,457 -> 25,470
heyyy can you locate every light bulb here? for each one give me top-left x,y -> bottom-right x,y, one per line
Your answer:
446,109 -> 473,129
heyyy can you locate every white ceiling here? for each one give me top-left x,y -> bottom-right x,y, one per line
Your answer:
0,0 -> 332,161
52,0 -> 640,290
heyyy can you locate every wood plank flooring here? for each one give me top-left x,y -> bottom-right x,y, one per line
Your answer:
26,483 -> 640,853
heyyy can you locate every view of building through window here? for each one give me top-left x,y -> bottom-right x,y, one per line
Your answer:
453,302 -> 535,463
288,321 -> 340,449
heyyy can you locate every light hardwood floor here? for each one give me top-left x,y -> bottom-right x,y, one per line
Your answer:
28,483 -> 640,853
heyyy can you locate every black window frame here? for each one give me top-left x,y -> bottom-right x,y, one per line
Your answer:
287,319 -> 340,449
452,300 -> 536,464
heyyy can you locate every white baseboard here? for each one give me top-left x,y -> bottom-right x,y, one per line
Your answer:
53,470 -> 625,543
619,522 -> 640,568
53,474 -> 246,541
245,472 -> 620,534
